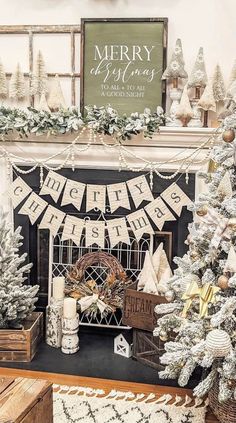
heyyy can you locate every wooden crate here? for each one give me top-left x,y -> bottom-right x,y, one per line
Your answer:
133,329 -> 165,370
0,312 -> 43,362
122,282 -> 168,332
0,376 -> 53,422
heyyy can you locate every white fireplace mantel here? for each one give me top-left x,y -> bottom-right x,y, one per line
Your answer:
0,126 -> 214,217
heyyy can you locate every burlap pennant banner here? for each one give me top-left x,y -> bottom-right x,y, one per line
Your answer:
40,170 -> 66,202
39,205 -> 65,236
86,184 -> 106,213
127,208 -> 154,242
145,197 -> 176,230
127,175 -> 154,208
18,192 -> 47,224
61,179 -> 86,211
61,215 -> 84,246
161,183 -> 192,217
85,220 -> 105,248
106,217 -> 130,248
107,182 -> 130,213
10,171 -> 192,247
9,177 -> 32,208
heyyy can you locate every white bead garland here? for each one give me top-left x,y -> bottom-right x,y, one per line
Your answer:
0,128 -> 216,179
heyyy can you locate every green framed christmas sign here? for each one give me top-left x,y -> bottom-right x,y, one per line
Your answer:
81,18 -> 168,115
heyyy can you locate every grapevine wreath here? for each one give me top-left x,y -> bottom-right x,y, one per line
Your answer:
65,251 -> 132,318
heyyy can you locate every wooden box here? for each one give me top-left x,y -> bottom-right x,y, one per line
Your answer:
0,376 -> 53,422
0,312 -> 43,362
133,329 -> 165,370
122,283 -> 168,332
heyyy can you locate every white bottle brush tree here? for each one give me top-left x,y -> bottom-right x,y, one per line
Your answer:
9,63 -> 26,101
0,210 -> 39,328
154,115 -> 236,403
30,50 -> 48,97
0,60 -> 8,98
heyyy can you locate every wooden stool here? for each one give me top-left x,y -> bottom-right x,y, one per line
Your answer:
0,376 -> 53,422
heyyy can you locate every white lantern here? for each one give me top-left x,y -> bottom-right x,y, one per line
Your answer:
206,329 -> 232,358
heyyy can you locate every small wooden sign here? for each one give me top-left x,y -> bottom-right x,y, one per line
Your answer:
81,18 -> 168,114
122,282 -> 168,332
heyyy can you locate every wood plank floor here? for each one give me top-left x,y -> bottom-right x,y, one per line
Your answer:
0,367 -> 218,422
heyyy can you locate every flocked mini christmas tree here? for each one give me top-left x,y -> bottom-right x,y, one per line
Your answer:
154,116 -> 236,403
30,50 -> 48,97
0,60 -> 8,98
188,47 -> 208,127
198,80 -> 216,127
9,63 -> 26,101
0,210 -> 39,328
162,38 -> 188,127
47,75 -> 66,111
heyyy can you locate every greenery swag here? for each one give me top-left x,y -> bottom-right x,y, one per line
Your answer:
0,105 -> 164,141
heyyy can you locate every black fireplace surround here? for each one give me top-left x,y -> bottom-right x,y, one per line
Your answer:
14,167 -> 195,311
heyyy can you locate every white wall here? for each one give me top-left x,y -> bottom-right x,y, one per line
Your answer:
0,0 -> 234,107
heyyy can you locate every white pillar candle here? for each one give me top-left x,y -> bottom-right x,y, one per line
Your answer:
63,297 -> 77,319
53,277 -> 65,300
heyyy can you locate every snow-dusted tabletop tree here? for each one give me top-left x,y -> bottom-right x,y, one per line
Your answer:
162,38 -> 188,127
9,63 -> 26,101
154,117 -> 236,410
198,80 -> 216,127
188,47 -> 208,127
0,210 -> 39,328
30,50 -> 48,98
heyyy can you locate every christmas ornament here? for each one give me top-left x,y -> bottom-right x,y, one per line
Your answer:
182,282 -> 220,318
227,218 -> 236,230
206,329 -> 232,358
196,206 -> 208,217
165,290 -> 175,302
217,275 -> 229,289
207,159 -> 219,173
190,250 -> 200,261
159,330 -> 168,342
222,129 -> 235,143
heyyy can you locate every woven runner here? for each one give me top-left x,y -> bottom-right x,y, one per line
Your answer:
53,385 -> 207,423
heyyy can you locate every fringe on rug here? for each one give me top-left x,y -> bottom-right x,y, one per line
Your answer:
53,384 -> 208,408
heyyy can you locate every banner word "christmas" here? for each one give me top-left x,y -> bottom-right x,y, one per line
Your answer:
9,174 -> 192,248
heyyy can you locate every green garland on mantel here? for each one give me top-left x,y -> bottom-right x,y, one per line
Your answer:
0,105 -> 165,142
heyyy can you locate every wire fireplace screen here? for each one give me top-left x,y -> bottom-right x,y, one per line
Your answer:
48,227 -> 172,329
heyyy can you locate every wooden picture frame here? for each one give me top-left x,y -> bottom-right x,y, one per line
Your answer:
81,18 -> 168,115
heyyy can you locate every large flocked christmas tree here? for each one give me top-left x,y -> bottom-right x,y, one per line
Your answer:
154,114 -> 236,403
0,210 -> 39,328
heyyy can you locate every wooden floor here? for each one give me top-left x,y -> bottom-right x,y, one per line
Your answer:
0,367 -> 218,422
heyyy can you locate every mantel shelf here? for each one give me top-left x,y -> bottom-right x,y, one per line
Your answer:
2,125 -> 217,149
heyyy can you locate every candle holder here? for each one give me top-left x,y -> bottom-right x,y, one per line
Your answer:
46,297 -> 64,348
61,314 -> 80,354
166,87 -> 182,127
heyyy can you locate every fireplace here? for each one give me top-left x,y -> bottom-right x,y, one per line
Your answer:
14,166 -> 195,315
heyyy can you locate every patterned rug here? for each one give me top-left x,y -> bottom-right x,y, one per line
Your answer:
53,385 -> 207,423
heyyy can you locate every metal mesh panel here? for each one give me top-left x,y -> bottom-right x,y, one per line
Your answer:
49,228 -> 153,328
